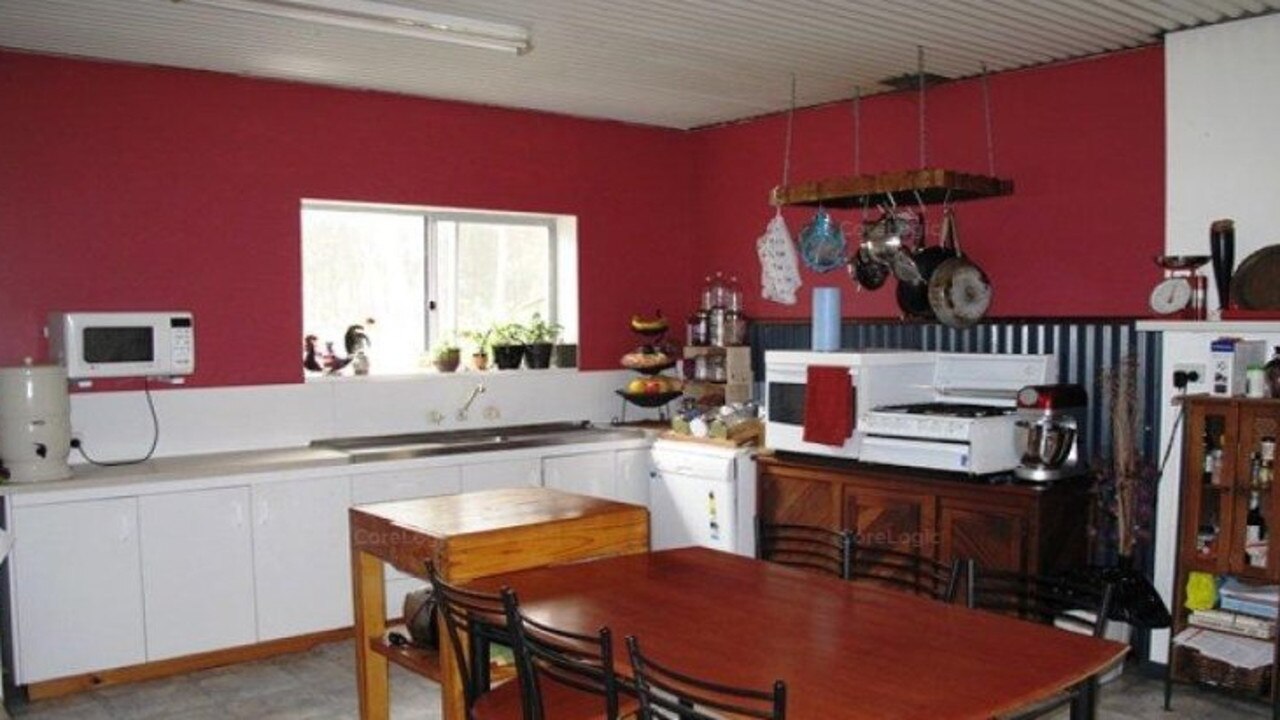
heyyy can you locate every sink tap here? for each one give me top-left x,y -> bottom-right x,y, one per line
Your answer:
457,382 -> 486,421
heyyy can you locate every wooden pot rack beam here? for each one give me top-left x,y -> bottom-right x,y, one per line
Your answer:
770,168 -> 1013,208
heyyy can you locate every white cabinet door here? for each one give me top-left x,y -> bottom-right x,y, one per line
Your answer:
614,448 -> 653,506
351,465 -> 461,505
252,475 -> 352,641
543,452 -> 616,498
460,458 -> 541,492
139,487 -> 257,661
10,498 -> 146,683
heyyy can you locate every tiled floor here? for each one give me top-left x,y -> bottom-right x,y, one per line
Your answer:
4,640 -> 1272,719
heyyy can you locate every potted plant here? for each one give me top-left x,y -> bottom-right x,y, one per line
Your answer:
431,339 -> 461,373
490,322 -> 527,370
462,328 -> 493,371
524,313 -> 562,370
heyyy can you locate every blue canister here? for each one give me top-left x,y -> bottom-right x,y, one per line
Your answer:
812,287 -> 841,351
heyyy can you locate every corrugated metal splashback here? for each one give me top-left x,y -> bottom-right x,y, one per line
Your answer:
750,319 -> 1161,464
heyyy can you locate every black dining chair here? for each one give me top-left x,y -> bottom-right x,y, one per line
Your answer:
963,559 -> 1118,720
755,517 -> 851,579
502,589 -> 637,720
625,635 -> 787,720
847,540 -> 964,602
428,563 -> 526,720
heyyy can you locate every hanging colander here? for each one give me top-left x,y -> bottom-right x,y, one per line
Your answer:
798,208 -> 847,273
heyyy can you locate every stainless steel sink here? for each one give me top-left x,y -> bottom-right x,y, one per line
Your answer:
311,421 -> 646,463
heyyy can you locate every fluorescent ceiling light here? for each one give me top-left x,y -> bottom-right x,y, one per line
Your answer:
171,0 -> 532,55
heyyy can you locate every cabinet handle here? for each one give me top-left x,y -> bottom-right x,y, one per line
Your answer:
232,501 -> 245,528
118,514 -> 132,543
257,498 -> 270,525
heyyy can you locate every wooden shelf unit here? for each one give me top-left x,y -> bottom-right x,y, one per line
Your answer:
1166,396 -> 1280,711
770,168 -> 1013,209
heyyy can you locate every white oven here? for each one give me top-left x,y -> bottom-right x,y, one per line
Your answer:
763,350 -> 936,459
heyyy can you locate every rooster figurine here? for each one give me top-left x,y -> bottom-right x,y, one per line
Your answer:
303,335 -> 323,373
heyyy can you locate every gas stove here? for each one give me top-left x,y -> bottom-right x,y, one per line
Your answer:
855,354 -> 1056,475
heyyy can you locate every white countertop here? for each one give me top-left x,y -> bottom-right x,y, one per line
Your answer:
1136,319 -> 1280,333
0,446 -> 352,497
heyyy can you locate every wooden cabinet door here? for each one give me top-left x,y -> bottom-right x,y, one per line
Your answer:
759,467 -> 840,529
938,498 -> 1028,574
1231,403 -> 1280,581
139,486 -> 257,661
10,498 -> 146,683
843,486 -> 935,553
252,475 -> 352,641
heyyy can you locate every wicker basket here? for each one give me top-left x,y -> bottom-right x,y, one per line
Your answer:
1174,644 -> 1272,696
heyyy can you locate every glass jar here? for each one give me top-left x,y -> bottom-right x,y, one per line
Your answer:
686,310 -> 709,346
1266,346 -> 1280,398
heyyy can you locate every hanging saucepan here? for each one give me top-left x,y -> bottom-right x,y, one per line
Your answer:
895,207 -> 956,320
848,245 -> 889,290
928,208 -> 992,328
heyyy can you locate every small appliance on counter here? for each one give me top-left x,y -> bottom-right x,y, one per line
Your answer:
1013,384 -> 1089,482
0,359 -> 73,483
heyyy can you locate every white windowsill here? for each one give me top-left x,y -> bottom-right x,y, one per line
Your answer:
303,367 -> 582,383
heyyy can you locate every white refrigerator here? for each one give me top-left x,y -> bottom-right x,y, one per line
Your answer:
649,439 -> 756,556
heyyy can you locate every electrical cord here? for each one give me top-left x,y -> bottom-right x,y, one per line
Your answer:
72,377 -> 161,467
1156,386 -> 1189,482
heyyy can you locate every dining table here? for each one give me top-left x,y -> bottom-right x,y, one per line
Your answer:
468,546 -> 1129,719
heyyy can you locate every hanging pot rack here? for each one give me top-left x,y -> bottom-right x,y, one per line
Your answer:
771,51 -> 1013,210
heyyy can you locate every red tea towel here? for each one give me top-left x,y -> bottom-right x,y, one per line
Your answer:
803,365 -> 854,446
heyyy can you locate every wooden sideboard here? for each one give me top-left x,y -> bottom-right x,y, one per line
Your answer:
758,453 -> 1092,575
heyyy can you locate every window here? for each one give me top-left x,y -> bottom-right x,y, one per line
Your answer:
301,201 -> 577,375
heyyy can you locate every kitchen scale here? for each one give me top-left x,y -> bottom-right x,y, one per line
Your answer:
1150,255 -> 1210,319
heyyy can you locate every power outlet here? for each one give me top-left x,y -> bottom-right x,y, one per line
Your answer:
1173,363 -> 1206,391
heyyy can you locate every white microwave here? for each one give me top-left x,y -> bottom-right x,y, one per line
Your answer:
763,350 -> 937,459
48,312 -> 195,380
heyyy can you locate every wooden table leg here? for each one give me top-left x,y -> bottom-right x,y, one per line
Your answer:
352,548 -> 389,720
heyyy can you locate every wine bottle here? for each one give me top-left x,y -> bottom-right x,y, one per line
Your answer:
1246,491 -> 1268,568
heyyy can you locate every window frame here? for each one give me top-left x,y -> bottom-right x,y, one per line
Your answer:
301,199 -> 574,376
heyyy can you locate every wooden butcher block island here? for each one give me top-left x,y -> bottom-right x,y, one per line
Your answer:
349,487 -> 649,720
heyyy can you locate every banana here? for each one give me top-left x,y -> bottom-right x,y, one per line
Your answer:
630,311 -> 668,334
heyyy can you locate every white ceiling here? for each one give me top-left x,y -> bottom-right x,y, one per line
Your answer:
2,0 -> 1277,129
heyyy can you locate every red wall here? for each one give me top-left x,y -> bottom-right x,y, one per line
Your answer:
0,51 -> 697,384
689,47 -> 1165,320
1,47 -> 1164,388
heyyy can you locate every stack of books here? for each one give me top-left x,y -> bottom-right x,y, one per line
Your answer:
1219,578 -> 1280,620
1188,608 -> 1276,640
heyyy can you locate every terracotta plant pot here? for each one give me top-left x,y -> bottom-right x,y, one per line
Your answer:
472,353 -> 489,371
492,344 -> 525,370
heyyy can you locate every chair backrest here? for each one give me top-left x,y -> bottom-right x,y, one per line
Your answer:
756,518 -> 851,579
625,635 -> 786,720
428,562 -> 513,712
503,590 -> 624,720
847,541 -> 963,602
963,560 -> 1116,638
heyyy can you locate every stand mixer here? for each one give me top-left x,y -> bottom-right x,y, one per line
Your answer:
1014,384 -> 1088,482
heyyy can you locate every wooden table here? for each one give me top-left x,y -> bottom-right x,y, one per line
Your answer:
470,547 -> 1128,720
348,488 -> 649,720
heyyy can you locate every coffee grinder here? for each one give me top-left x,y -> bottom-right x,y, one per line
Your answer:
1013,384 -> 1088,482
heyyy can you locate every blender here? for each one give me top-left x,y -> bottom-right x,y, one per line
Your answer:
1013,384 -> 1088,482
